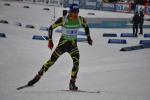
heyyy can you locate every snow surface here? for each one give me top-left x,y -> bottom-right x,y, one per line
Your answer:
0,1 -> 150,100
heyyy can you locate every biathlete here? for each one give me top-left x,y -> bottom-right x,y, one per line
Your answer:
27,4 -> 93,90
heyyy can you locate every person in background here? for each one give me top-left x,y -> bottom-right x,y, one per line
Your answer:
132,11 -> 140,37
139,10 -> 144,35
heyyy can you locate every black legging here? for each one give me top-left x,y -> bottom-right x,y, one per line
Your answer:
41,37 -> 80,79
133,25 -> 138,36
139,23 -> 143,34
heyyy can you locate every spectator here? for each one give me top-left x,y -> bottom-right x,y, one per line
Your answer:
132,11 -> 140,37
139,10 -> 144,35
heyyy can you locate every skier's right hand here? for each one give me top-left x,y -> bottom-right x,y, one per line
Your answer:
48,39 -> 54,50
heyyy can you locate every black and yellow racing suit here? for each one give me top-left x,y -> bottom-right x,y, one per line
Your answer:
40,16 -> 90,80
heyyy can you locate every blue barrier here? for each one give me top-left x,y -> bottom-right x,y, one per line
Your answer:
55,29 -> 86,35
78,31 -> 86,35
32,35 -> 86,42
43,36 -> 48,40
0,20 -> 9,24
139,40 -> 150,45
141,44 -> 150,48
32,35 -> 47,40
88,21 -> 128,28
77,38 -> 87,42
4,3 -> 11,6
144,34 -> 150,38
120,44 -> 150,51
43,8 -> 50,11
55,29 -> 62,33
88,22 -> 150,28
120,33 -> 136,37
23,5 -> 30,8
108,39 -> 127,44
39,27 -> 48,31
25,25 -> 35,29
103,33 -> 117,37
39,22 -> 150,29
0,33 -> 6,38
15,22 -> 22,27
120,45 -> 143,51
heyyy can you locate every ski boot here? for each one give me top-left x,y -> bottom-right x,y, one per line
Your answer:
17,68 -> 44,90
69,79 -> 78,90
27,68 -> 44,86
27,74 -> 41,86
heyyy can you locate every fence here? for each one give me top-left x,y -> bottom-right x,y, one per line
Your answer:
2,0 -> 150,15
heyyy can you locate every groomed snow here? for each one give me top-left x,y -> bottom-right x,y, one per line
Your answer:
0,1 -> 150,100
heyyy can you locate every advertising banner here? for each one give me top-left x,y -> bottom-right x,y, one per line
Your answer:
68,0 -> 80,5
35,0 -> 45,4
145,5 -> 150,15
85,0 -> 97,9
102,3 -> 115,11
115,3 -> 130,13
23,0 -> 34,3
48,0 -> 60,6
135,5 -> 145,12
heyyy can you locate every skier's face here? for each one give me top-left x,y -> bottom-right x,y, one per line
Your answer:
69,11 -> 78,19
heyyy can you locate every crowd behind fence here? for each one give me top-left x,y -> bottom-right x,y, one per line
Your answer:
2,0 -> 150,15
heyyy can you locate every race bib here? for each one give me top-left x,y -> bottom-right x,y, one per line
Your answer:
63,29 -> 78,37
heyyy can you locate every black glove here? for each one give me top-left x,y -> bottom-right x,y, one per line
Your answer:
87,36 -> 93,46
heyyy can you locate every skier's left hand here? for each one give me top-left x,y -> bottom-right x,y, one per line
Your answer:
87,36 -> 93,46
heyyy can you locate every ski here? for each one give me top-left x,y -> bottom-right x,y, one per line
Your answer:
17,84 -> 33,90
17,85 -> 101,94
60,89 -> 100,93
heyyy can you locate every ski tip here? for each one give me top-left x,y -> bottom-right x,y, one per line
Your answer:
17,87 -> 23,90
16,85 -> 32,90
16,85 -> 26,90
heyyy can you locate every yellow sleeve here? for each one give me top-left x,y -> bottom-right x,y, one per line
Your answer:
79,16 -> 90,36
79,16 -> 88,28
51,17 -> 64,29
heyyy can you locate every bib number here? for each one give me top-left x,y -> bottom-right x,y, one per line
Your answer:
66,29 -> 78,35
63,29 -> 78,37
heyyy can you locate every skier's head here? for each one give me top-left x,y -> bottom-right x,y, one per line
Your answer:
69,3 -> 79,13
